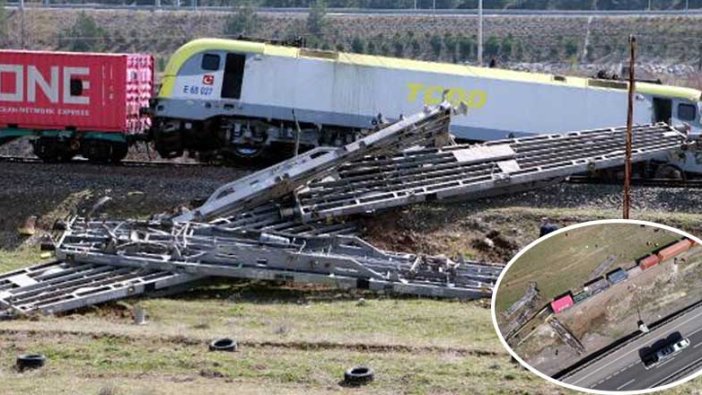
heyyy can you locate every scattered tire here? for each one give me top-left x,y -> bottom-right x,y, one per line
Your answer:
40,241 -> 55,251
209,338 -> 237,352
52,220 -> 67,231
16,354 -> 46,371
344,366 -> 374,386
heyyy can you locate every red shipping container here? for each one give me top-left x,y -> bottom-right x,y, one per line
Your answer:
638,254 -> 660,270
657,239 -> 692,262
0,50 -> 153,134
551,294 -> 574,314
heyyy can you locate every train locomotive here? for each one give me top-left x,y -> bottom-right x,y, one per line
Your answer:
148,38 -> 702,172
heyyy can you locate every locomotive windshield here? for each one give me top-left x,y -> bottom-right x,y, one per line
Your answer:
222,53 -> 246,100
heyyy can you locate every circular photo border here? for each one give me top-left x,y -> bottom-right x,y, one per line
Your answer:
491,218 -> 702,395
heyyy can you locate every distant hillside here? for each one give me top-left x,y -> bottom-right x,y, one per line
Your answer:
3,8 -> 702,80
18,0 -> 702,11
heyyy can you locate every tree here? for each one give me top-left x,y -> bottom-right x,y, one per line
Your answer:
391,33 -> 404,57
501,34 -> 514,60
61,12 -> 108,52
484,35 -> 500,58
410,37 -> 421,58
458,35 -> 475,61
429,34 -> 443,59
444,32 -> 458,62
307,0 -> 327,39
351,36 -> 365,53
564,38 -> 579,58
367,39 -> 376,54
224,0 -> 259,37
513,39 -> 524,61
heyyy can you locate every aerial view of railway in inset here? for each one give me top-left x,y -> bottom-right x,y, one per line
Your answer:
494,221 -> 702,392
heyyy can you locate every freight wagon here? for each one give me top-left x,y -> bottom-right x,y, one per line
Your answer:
584,277 -> 610,296
150,38 -> 702,172
550,293 -> 574,314
607,268 -> 629,285
656,238 -> 694,262
638,254 -> 660,270
0,50 -> 153,162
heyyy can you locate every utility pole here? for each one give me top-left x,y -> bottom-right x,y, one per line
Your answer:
623,35 -> 636,220
478,0 -> 483,65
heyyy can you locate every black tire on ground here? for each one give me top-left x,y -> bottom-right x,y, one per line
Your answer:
52,220 -> 67,231
209,338 -> 237,352
344,366 -> 374,386
16,354 -> 46,371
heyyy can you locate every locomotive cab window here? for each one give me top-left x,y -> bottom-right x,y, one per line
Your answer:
221,53 -> 246,100
70,79 -> 83,96
678,103 -> 697,121
201,54 -> 220,71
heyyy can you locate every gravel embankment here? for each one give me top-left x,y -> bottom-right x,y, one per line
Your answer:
490,182 -> 702,214
1,161 -> 701,261
0,162 -> 249,249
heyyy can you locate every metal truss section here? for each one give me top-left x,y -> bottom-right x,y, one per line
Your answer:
55,219 -> 502,299
0,260 -> 199,317
208,202 -> 357,236
175,103 -> 453,223
293,123 -> 684,221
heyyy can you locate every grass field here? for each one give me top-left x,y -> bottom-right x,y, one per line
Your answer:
493,223 -> 681,313
3,193 -> 702,393
0,272 -> 551,395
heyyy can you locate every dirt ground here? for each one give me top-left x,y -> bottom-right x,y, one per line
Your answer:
511,245 -> 702,376
494,223 -> 682,312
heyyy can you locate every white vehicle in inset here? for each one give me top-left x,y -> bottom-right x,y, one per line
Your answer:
643,338 -> 690,369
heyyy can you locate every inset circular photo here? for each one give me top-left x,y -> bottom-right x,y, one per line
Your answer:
492,220 -> 702,394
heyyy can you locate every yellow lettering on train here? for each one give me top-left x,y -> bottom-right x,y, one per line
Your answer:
406,83 -> 424,102
467,90 -> 487,108
406,83 -> 487,109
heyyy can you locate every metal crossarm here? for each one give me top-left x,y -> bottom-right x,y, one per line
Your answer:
0,260 -> 200,317
174,103 -> 453,223
293,123 -> 684,221
54,220 -> 502,300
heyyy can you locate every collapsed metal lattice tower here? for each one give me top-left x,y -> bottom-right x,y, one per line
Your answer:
0,104 -> 689,318
183,121 -> 684,227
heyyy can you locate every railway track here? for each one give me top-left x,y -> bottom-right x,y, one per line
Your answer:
0,155 -> 251,170
567,175 -> 702,189
5,156 -> 702,189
